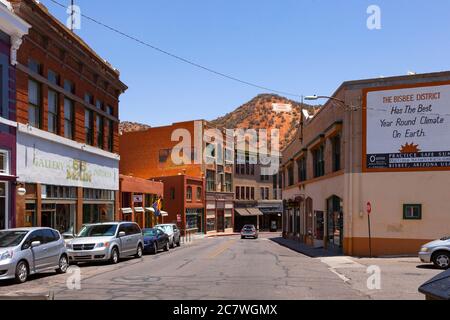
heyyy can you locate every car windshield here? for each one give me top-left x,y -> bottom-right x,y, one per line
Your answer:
0,231 -> 29,248
243,226 -> 255,230
78,225 -> 118,237
157,225 -> 172,233
143,229 -> 158,237
440,236 -> 450,241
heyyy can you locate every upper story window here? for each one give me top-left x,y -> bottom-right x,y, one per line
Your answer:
47,70 -> 60,86
313,145 -> 325,178
196,187 -> 202,201
106,105 -> 114,116
84,93 -> 94,105
170,188 -> 175,200
64,80 -> 75,94
159,149 -> 171,163
235,186 -> 240,200
64,98 -> 74,140
0,150 -> 9,175
332,135 -> 341,172
28,79 -> 42,129
47,89 -> 59,134
97,115 -> 104,148
85,109 -> 94,145
95,100 -> 103,110
287,165 -> 294,186
225,173 -> 232,193
206,170 -> 216,192
28,59 -> 42,75
186,186 -> 192,201
297,156 -> 307,182
403,204 -> 422,220
107,119 -> 114,152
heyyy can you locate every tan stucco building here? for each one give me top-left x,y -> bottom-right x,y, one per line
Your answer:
281,71 -> 450,256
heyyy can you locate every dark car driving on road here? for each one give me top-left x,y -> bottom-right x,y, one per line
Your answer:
142,228 -> 170,254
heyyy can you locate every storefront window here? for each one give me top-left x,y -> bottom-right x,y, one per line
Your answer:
225,217 -> 232,229
0,182 -> 6,230
25,202 -> 36,228
206,210 -> 216,232
186,214 -> 197,230
83,203 -> 114,224
41,203 -> 76,235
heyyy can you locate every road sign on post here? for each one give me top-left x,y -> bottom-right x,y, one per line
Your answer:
367,202 -> 372,257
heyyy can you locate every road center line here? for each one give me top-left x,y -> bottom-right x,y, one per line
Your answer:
207,239 -> 237,259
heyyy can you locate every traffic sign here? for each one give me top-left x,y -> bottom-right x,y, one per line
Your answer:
367,202 -> 372,215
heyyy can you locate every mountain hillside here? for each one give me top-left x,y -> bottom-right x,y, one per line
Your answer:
211,94 -> 317,150
119,121 -> 151,135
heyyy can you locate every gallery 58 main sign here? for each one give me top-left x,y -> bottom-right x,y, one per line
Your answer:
364,82 -> 450,171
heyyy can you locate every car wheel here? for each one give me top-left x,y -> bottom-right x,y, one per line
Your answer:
15,261 -> 29,284
164,241 -> 169,252
110,247 -> 120,264
433,251 -> 450,269
170,238 -> 175,249
152,243 -> 158,255
135,244 -> 143,258
56,255 -> 69,274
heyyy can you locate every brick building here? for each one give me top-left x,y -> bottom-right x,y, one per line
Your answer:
155,175 -> 205,234
119,174 -> 164,229
0,0 -> 29,230
10,0 -> 127,234
281,71 -> 450,256
120,120 -> 234,235
234,150 -> 282,232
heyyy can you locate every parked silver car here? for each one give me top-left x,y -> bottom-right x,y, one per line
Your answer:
419,236 -> 450,269
67,222 -> 144,264
155,224 -> 181,248
0,228 -> 69,284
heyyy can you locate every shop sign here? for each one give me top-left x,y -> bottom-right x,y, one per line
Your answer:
17,131 -> 119,190
365,83 -> 450,171
133,195 -> 143,203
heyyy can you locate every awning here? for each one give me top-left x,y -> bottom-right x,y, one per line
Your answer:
145,207 -> 155,213
134,207 -> 144,213
235,208 -> 251,216
247,208 -> 264,216
235,208 -> 263,217
121,208 -> 132,214
160,211 -> 169,217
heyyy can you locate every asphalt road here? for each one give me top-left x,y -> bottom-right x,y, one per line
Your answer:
0,234 -> 438,300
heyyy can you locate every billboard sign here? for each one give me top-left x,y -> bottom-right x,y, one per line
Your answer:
364,82 -> 450,171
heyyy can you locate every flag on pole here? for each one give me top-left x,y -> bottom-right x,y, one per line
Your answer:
152,198 -> 162,216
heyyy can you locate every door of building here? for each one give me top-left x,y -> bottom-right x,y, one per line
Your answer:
217,210 -> 225,232
327,196 -> 343,251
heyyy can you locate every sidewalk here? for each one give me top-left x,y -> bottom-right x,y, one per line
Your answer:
270,236 -> 343,258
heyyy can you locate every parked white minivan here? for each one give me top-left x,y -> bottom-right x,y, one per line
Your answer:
66,222 -> 144,264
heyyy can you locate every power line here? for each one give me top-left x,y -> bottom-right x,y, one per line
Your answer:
47,0 -> 302,98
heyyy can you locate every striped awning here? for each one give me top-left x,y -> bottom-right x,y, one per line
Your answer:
145,207 -> 155,213
235,208 -> 263,217
121,208 -> 132,214
134,207 -> 144,213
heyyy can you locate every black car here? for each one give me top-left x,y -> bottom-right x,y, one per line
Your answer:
142,228 -> 170,254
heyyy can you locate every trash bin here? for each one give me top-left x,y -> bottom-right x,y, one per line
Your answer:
418,269 -> 450,300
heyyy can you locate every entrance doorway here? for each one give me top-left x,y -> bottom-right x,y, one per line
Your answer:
41,203 -> 76,235
327,195 -> 343,251
217,210 -> 225,232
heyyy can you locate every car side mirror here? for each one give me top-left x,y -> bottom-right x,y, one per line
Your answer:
118,231 -> 126,237
31,241 -> 41,248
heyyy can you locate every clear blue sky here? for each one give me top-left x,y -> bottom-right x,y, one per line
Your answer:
41,0 -> 450,127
